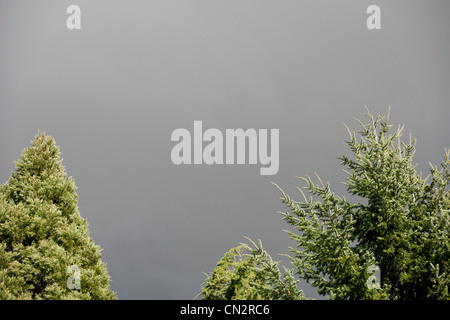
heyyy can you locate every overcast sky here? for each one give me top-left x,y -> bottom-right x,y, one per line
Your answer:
1,0 -> 449,299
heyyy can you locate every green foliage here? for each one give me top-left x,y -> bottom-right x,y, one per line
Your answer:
0,132 -> 116,299
198,238 -> 305,300
276,108 -> 449,299
201,108 -> 449,300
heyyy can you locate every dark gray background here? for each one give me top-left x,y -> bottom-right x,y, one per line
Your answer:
1,0 -> 449,299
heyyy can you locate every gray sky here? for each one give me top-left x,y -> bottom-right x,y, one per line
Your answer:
1,0 -> 449,299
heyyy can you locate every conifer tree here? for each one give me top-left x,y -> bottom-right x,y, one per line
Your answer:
0,132 -> 116,299
276,109 -> 449,299
201,109 -> 449,300
198,238 -> 304,300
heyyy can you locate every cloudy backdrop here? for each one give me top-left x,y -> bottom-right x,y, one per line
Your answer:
1,0 -> 449,299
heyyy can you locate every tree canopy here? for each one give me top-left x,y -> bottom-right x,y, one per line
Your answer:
200,109 -> 449,300
197,238 -> 305,300
0,132 -> 116,299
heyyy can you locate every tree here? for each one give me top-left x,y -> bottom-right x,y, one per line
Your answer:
198,238 -> 305,300
275,108 -> 449,299
200,108 -> 449,300
0,132 -> 116,299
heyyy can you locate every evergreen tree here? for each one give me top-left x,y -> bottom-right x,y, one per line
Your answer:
200,109 -> 449,300
0,132 -> 116,299
275,108 -> 449,299
198,238 -> 304,300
